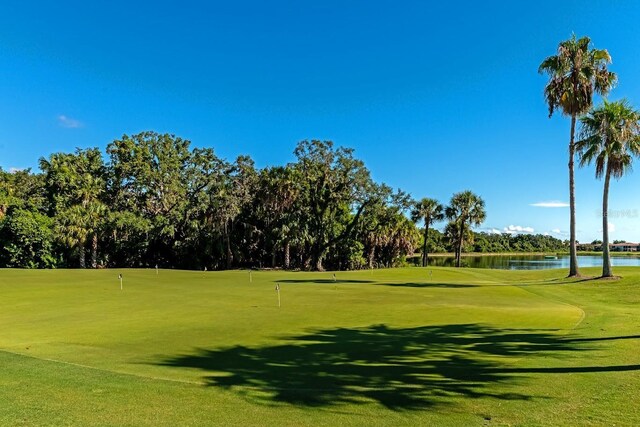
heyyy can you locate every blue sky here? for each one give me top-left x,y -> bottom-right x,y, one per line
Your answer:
2,1 -> 640,242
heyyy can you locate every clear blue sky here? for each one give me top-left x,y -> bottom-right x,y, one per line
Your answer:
2,1 -> 640,242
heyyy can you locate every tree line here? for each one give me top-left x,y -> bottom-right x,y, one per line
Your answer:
1,134 -> 566,270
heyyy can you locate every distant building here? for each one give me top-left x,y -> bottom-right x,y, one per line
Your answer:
610,242 -> 640,252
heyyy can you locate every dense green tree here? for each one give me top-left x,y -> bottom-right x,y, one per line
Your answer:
40,148 -> 107,267
425,228 -> 448,254
252,166 -> 299,268
0,168 -> 47,217
445,191 -> 486,267
576,99 -> 640,277
470,232 -> 566,253
107,132 -> 192,265
539,34 -> 617,277
359,188 -> 413,269
0,208 -> 57,268
411,198 -> 444,267
360,203 -> 392,269
179,147 -> 229,269
293,140 -> 377,271
220,156 -> 258,269
377,212 -> 420,268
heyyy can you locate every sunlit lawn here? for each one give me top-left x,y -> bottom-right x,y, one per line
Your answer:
0,267 -> 639,426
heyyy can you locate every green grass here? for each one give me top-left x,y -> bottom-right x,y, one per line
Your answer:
0,267 -> 639,426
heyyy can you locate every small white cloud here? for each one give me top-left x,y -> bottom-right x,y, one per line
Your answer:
57,115 -> 83,129
504,225 -> 535,234
547,228 -> 568,237
479,227 -> 505,234
599,223 -> 616,233
531,201 -> 570,208
8,167 -> 23,173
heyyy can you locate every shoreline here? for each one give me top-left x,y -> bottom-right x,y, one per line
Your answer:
410,251 -> 640,258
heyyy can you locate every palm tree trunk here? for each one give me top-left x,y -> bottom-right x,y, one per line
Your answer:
78,243 -> 86,269
284,241 -> 290,269
422,222 -> 428,267
368,245 -> 376,269
225,220 -> 233,269
91,233 -> 98,269
422,221 -> 429,267
456,229 -> 464,268
602,166 -> 613,278
568,115 -> 580,277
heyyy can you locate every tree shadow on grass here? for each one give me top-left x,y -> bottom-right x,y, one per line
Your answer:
373,282 -> 476,289
154,323 -> 605,410
277,279 -> 374,284
277,279 -> 474,288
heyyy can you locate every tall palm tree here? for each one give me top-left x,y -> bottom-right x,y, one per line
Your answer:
576,100 -> 640,278
56,205 -> 90,268
85,201 -> 108,268
445,191 -> 486,268
539,34 -> 617,277
262,166 -> 298,268
411,198 -> 444,267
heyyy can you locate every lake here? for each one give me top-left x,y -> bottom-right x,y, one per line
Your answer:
426,254 -> 640,270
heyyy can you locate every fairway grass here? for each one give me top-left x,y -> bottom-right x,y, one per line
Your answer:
0,267 -> 639,426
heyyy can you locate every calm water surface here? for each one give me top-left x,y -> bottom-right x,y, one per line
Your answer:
428,255 -> 640,270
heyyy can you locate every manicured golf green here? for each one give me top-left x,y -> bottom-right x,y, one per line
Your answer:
0,267 -> 639,426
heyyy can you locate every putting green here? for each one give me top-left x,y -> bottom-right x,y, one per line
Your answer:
0,267 -> 638,426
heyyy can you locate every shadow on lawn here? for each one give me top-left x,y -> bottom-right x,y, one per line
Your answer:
277,279 -> 374,284
373,282 -> 475,289
277,279 -> 474,288
154,323 -> 613,410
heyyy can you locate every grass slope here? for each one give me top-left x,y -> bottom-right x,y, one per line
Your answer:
0,267 -> 638,426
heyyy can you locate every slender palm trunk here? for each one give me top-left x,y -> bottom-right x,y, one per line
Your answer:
225,234 -> 232,269
78,243 -> 86,269
456,230 -> 464,268
368,244 -> 376,269
284,241 -> 290,269
568,115 -> 580,277
422,221 -> 429,267
602,165 -> 613,277
225,220 -> 233,269
91,233 -> 98,269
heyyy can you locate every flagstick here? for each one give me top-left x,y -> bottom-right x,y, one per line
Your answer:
250,271 -> 252,283
276,283 -> 281,307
